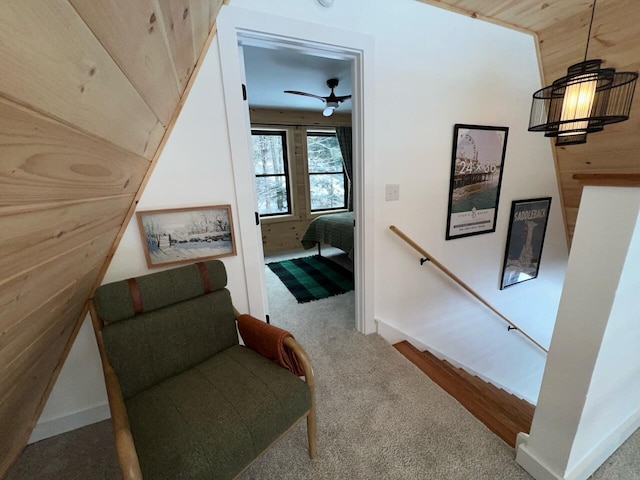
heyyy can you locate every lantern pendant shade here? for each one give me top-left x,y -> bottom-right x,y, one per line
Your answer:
529,59 -> 638,145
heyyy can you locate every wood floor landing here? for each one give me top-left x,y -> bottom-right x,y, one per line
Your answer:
393,340 -> 534,448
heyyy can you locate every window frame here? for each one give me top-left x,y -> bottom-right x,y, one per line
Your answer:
251,129 -> 293,218
305,130 -> 348,213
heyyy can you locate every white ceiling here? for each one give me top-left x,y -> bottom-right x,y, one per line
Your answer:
242,45 -> 353,113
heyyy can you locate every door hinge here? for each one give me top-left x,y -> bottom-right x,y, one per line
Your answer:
242,84 -> 247,101
255,211 -> 260,225
266,314 -> 270,325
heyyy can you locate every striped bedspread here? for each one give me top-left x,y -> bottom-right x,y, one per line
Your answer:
301,212 -> 354,259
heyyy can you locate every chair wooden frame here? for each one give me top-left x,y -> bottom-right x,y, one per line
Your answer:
89,300 -> 316,480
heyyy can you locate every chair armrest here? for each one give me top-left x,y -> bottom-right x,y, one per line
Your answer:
283,336 -> 317,459
89,301 -> 142,480
236,313 -> 309,375
104,362 -> 143,480
283,336 -> 315,389
233,310 -> 315,395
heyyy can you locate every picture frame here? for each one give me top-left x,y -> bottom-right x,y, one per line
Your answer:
136,205 -> 236,268
446,124 -> 509,240
500,197 -> 552,289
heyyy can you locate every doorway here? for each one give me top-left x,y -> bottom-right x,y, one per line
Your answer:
217,6 -> 376,334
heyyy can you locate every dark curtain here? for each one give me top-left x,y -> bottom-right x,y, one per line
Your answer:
335,126 -> 353,211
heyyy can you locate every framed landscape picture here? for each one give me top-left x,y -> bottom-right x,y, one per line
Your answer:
136,205 -> 236,268
500,197 -> 552,289
446,124 -> 509,240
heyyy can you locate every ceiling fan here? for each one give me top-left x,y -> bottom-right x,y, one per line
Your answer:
284,78 -> 351,117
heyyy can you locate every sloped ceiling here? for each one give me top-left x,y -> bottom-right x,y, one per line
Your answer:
1,0 -> 638,475
421,0 -> 640,241
0,0 -> 225,474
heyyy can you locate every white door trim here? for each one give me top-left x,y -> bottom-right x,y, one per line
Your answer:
217,6 -> 376,334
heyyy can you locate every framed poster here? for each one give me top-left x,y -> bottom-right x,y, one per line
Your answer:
446,124 -> 509,240
500,197 -> 552,289
136,205 -> 236,268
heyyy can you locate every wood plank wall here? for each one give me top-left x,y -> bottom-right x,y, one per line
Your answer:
418,0 -> 591,33
537,0 -> 640,241
0,1 -> 225,474
249,108 -> 352,254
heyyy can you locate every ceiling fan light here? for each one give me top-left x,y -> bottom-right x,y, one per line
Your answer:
323,101 -> 339,117
322,106 -> 335,117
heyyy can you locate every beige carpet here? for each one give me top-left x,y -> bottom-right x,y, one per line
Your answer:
5,249 -> 639,479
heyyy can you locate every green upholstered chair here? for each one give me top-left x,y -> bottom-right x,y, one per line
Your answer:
90,260 -> 316,480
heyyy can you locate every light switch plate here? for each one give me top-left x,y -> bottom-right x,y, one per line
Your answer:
386,184 -> 400,201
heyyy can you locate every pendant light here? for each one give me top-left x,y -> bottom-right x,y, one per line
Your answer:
528,0 -> 638,146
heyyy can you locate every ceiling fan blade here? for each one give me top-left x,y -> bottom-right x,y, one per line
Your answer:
283,90 -> 326,102
334,95 -> 352,102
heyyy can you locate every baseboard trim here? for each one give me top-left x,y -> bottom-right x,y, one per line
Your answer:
375,317 -> 537,404
28,402 -> 110,444
516,441 -> 564,480
517,407 -> 640,480
565,408 -> 640,480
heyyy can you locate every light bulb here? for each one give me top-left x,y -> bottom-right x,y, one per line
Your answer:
323,106 -> 335,117
558,73 -> 598,135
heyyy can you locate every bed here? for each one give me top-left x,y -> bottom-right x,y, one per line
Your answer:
301,211 -> 354,259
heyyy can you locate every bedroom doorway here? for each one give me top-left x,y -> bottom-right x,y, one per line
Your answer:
217,7 -> 375,335
245,49 -> 356,323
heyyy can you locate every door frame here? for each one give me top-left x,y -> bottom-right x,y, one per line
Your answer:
217,6 -> 376,334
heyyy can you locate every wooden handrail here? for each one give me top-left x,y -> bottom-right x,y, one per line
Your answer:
389,225 -> 548,353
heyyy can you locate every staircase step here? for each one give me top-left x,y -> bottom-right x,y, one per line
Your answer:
393,343 -> 521,442
448,363 -> 534,418
453,368 -> 534,422
393,340 -> 534,448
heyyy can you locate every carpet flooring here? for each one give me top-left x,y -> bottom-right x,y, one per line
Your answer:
5,248 -> 639,479
267,255 -> 354,303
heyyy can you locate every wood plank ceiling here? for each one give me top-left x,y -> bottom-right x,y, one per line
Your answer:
0,0 -> 638,476
0,0 -> 225,475
421,0 -> 640,241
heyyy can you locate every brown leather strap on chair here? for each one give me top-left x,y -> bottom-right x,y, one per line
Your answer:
126,278 -> 144,315
196,262 -> 211,293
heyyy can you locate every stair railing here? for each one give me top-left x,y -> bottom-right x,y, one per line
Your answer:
389,225 -> 548,354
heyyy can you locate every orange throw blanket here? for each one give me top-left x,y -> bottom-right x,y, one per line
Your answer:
237,314 -> 304,376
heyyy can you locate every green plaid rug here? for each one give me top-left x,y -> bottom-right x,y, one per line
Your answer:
267,255 -> 354,303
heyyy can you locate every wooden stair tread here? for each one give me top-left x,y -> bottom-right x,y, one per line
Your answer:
446,361 -> 535,416
394,343 -> 527,443
394,343 -> 522,427
414,349 -> 526,419
454,371 -> 535,423
393,341 -> 534,448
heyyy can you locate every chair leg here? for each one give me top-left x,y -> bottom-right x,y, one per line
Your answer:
307,407 -> 317,459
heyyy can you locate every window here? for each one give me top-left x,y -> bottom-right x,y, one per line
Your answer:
251,130 -> 291,216
306,132 -> 346,212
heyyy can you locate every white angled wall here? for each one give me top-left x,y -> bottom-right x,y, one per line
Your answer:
517,186 -> 640,480
35,0 -> 568,439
